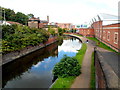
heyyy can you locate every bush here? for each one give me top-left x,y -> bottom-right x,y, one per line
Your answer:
53,55 -> 81,78
2,24 -> 50,53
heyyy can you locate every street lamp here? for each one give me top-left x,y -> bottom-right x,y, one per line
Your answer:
3,9 -> 6,25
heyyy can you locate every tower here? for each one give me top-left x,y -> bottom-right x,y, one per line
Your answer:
47,16 -> 49,23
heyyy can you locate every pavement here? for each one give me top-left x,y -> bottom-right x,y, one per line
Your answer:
69,34 -> 119,89
70,35 -> 95,88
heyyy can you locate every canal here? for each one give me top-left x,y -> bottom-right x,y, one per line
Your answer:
2,36 -> 82,88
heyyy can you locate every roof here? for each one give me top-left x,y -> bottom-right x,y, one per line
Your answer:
7,21 -> 22,25
40,20 -> 48,23
94,13 -> 118,21
90,13 -> 119,25
29,17 -> 40,21
56,23 -> 72,25
0,21 -> 11,25
0,21 -> 22,25
44,25 -> 58,28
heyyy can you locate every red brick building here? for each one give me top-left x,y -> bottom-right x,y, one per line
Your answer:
79,13 -> 120,52
78,28 -> 94,37
55,23 -> 72,30
28,16 -> 49,28
28,17 -> 40,28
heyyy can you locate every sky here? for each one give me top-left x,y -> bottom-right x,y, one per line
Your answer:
1,0 -> 120,25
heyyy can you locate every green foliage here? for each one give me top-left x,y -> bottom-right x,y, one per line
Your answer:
87,37 -> 117,52
48,27 -> 56,36
2,24 -> 17,38
1,7 -> 30,25
75,43 -> 87,65
27,13 -> 34,19
1,7 -> 15,21
14,12 -> 28,25
58,28 -> 64,35
57,36 -> 63,46
2,25 -> 50,53
53,55 -> 81,78
51,42 -> 87,88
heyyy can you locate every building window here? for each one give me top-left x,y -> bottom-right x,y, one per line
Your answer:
103,31 -> 106,39
88,30 -> 90,34
114,32 -> 118,44
100,31 -> 102,38
107,31 -> 110,41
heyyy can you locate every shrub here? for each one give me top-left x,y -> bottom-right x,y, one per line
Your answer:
2,24 -> 50,53
53,55 -> 81,78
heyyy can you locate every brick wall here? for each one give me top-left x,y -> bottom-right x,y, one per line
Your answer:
78,28 -> 94,37
28,21 -> 39,28
78,21 -> 119,52
93,22 -> 119,52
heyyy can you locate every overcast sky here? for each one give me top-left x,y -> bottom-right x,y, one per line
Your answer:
1,0 -> 119,25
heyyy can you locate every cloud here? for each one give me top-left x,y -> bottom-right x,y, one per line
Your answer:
58,40 -> 82,53
1,0 -> 119,24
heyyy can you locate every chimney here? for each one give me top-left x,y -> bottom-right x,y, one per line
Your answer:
37,17 -> 40,20
47,16 -> 49,23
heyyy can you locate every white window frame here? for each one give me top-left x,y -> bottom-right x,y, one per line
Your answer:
100,30 -> 102,38
114,32 -> 118,44
103,31 -> 106,39
107,31 -> 110,41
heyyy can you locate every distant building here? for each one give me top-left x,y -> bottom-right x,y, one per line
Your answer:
77,23 -> 94,37
28,17 -> 40,28
43,25 -> 58,33
28,16 -> 49,28
55,23 -> 72,30
71,25 -> 76,29
79,13 -> 120,52
39,20 -> 49,28
78,28 -> 94,37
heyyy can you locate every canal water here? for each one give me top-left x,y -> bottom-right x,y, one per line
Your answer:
2,36 -> 82,88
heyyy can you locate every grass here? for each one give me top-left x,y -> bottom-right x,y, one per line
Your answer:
75,34 -> 83,37
90,52 -> 96,88
86,37 -> 117,52
75,43 -> 87,65
51,43 -> 87,88
51,76 -> 76,89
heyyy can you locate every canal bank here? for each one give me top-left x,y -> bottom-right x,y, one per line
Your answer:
68,34 -> 119,89
63,34 -> 95,88
2,37 -> 58,66
2,36 -> 82,88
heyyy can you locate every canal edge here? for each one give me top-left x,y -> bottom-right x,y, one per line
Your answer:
2,38 -> 58,66
49,78 -> 58,89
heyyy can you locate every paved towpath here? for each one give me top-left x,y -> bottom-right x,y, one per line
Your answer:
68,34 -> 119,88
70,35 -> 95,88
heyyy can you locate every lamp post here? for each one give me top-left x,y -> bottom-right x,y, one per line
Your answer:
3,9 -> 6,25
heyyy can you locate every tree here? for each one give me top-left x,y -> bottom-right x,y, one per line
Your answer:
1,7 -> 29,25
14,12 -> 28,25
58,28 -> 63,36
48,26 -> 55,36
1,7 -> 15,21
27,14 -> 34,19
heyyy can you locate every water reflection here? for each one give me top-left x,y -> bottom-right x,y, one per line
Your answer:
2,43 -> 58,88
2,36 -> 82,88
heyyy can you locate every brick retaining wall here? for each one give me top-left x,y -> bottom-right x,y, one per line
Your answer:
2,37 -> 58,65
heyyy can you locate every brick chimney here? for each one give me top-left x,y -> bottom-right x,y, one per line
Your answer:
47,16 -> 49,23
